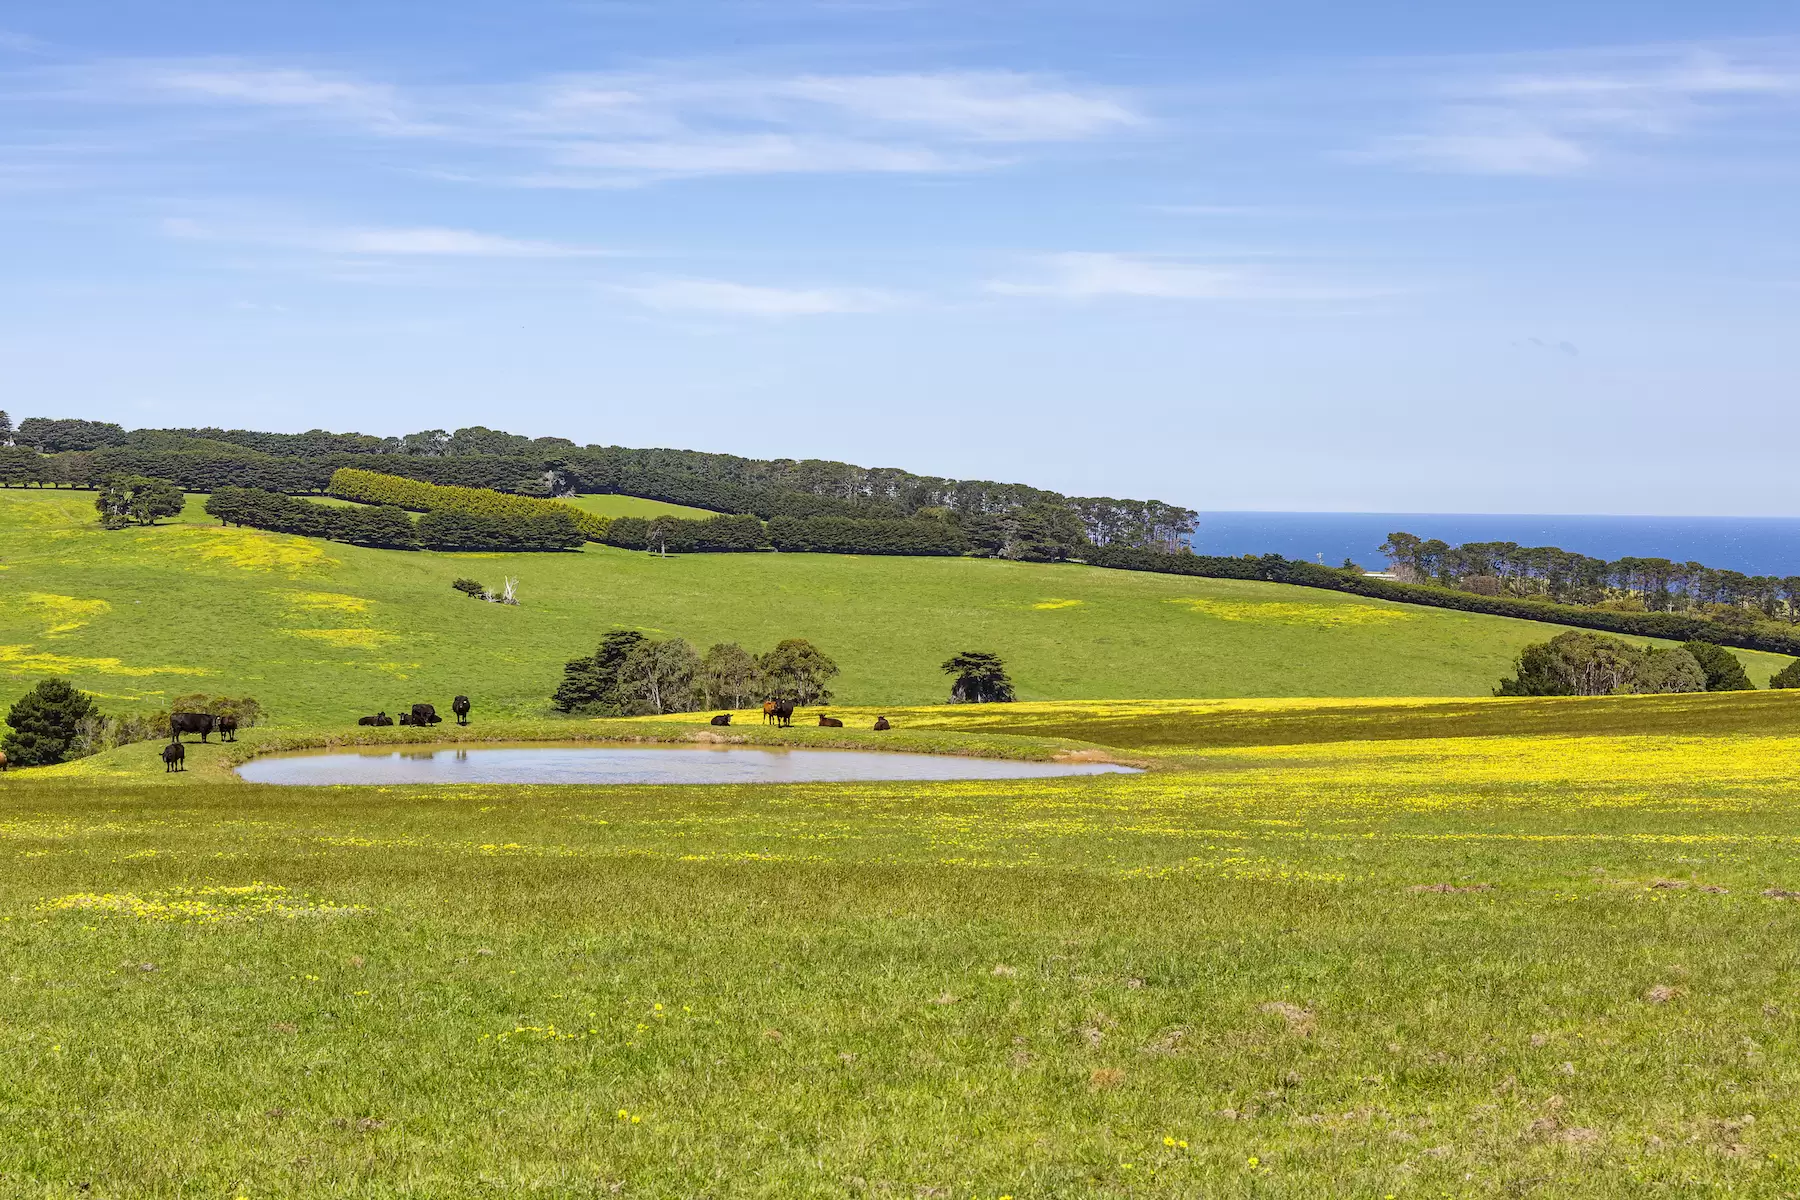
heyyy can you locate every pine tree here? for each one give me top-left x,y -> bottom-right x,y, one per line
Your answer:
3,678 -> 99,766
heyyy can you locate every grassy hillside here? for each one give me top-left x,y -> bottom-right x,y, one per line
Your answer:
7,693 -> 1800,1195
562,493 -> 720,520
0,489 -> 1789,724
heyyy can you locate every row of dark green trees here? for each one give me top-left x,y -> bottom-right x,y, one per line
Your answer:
1496,632 -> 1799,695
1379,531 -> 1800,622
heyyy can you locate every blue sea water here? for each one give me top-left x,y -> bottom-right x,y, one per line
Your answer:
1192,513 -> 1800,578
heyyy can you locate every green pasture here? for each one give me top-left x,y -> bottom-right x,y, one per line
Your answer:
7,693 -> 1800,1196
1,489 -> 1788,725
561,493 -> 720,520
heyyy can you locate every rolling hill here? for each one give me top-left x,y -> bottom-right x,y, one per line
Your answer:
0,488 -> 1789,725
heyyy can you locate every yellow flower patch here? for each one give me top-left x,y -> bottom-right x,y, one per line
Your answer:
0,644 -> 211,677
279,590 -> 372,614
1033,599 -> 1084,611
25,593 -> 111,636
37,882 -> 367,924
1166,596 -> 1415,626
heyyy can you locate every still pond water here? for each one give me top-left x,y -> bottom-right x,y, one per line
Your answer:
236,743 -> 1139,786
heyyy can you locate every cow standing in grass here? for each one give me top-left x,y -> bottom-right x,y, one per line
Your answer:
0,749 -> 7,771
217,715 -> 238,742
170,712 -> 216,743
162,742 -> 185,772
763,700 -> 779,726
453,695 -> 471,726
771,701 -> 794,728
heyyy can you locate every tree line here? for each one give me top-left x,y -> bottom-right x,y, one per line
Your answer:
1379,531 -> 1800,621
1,416 -> 1199,555
1496,632 -> 1754,696
552,633 -> 840,716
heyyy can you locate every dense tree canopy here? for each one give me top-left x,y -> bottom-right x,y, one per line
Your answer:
943,651 -> 1017,704
3,677 -> 99,766
95,475 -> 184,527
1495,633 -> 1707,697
757,639 -> 839,706
552,630 -> 650,715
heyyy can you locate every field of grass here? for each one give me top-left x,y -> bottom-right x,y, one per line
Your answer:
6,692 -> 1800,1196
561,493 -> 720,520
2,489 -> 1789,725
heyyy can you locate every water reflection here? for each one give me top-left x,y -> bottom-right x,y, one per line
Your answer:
237,742 -> 1138,786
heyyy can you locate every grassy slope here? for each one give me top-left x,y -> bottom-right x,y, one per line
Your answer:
561,493 -> 719,520
6,692 -> 1800,1196
1,489 -> 1790,724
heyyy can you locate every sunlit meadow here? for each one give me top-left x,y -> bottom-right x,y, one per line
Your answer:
7,695 -> 1800,1197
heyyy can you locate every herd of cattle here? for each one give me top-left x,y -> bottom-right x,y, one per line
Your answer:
357,696 -> 471,729
707,702 -> 892,731
150,692 -> 888,774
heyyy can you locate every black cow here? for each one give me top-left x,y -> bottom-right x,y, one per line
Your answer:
710,713 -> 732,726
162,741 -> 185,772
818,715 -> 843,728
771,701 -> 794,728
170,712 -> 216,743
452,695 -> 471,726
358,712 -> 392,727
403,703 -> 441,727
873,717 -> 891,731
217,715 -> 239,742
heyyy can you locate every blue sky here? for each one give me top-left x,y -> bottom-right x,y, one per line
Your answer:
2,1 -> 1797,515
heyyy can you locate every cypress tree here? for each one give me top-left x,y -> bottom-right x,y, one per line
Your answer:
3,678 -> 99,766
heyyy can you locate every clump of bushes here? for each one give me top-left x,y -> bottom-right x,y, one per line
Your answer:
552,632 -> 838,715
1771,660 -> 1800,689
452,577 -> 486,598
170,693 -> 265,727
1494,633 -> 1740,696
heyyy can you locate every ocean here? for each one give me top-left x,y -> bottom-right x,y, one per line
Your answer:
1191,513 -> 1800,578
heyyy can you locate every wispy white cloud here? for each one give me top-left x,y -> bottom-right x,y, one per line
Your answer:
161,217 -> 606,258
1361,46 -> 1800,175
623,277 -> 895,316
986,252 -> 1372,302
51,58 -> 1141,182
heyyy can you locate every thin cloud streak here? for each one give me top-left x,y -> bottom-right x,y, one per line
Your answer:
986,252 -> 1379,302
161,217 -> 609,258
623,278 -> 897,316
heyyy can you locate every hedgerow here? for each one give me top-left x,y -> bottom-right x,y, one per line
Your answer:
328,468 -> 608,540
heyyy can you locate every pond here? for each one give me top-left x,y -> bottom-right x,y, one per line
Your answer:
235,742 -> 1140,786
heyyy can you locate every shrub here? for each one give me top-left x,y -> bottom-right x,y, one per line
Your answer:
1682,641 -> 1755,692
943,651 -> 1017,703
1771,660 -> 1800,689
3,677 -> 99,766
452,577 -> 486,599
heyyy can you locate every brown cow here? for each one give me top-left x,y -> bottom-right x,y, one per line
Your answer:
873,717 -> 891,731
763,699 -> 779,726
0,748 -> 8,771
818,715 -> 843,728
